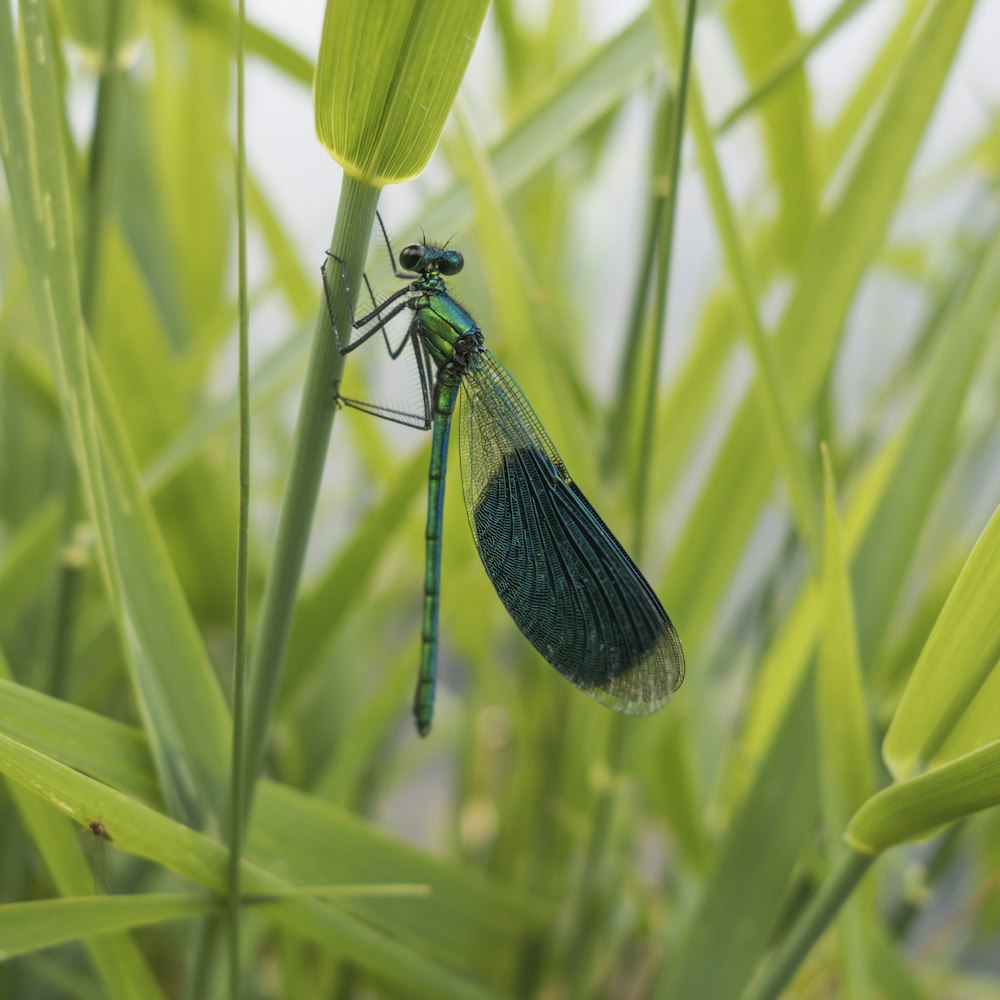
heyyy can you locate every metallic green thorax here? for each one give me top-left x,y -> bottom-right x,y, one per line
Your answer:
413,280 -> 480,366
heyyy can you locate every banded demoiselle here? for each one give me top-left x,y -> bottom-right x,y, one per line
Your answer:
324,218 -> 685,736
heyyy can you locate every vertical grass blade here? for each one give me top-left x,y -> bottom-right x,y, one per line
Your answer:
240,176 -> 378,824
227,0 -> 251,995
657,676 -> 817,1000
817,447 -> 877,829
817,446 -> 877,999
659,0 -> 820,558
741,850 -> 876,1000
604,88 -> 673,480
634,0 -> 696,555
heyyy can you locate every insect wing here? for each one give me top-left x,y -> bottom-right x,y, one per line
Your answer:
458,352 -> 684,713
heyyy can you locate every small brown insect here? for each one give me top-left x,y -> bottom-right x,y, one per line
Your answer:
87,820 -> 113,843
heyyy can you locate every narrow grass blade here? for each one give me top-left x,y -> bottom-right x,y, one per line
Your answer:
817,447 -> 877,828
243,884 -> 430,904
848,739 -> 1000,852
604,89 -> 674,479
228,0 -> 252,991
817,446 -> 877,998
0,894 -> 217,962
741,849 -> 875,1000
634,0 -> 695,554
883,499 -> 1000,778
657,0 -> 820,558
722,0 -> 818,257
717,0 -> 870,136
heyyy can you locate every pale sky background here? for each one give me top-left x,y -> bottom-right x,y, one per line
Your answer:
242,0 -> 1000,264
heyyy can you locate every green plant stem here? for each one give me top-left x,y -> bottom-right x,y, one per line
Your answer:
634,0 -> 697,556
742,848 -> 875,1000
47,0 -> 123,698
227,0 -> 249,994
185,921 -> 219,1000
602,90 -> 671,480
240,175 -> 380,829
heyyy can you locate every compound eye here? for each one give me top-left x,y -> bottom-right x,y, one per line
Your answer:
439,251 -> 464,276
399,244 -> 424,272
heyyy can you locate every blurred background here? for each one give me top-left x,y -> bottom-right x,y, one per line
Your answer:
1,0 -> 1000,997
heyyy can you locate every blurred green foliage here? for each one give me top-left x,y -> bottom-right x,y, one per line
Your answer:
0,0 -> 999,998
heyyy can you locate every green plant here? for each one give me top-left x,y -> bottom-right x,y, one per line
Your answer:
0,0 -> 998,998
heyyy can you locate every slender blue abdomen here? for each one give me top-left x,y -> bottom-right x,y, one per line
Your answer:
414,372 -> 461,736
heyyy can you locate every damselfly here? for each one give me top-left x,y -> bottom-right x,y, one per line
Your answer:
323,218 -> 684,735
